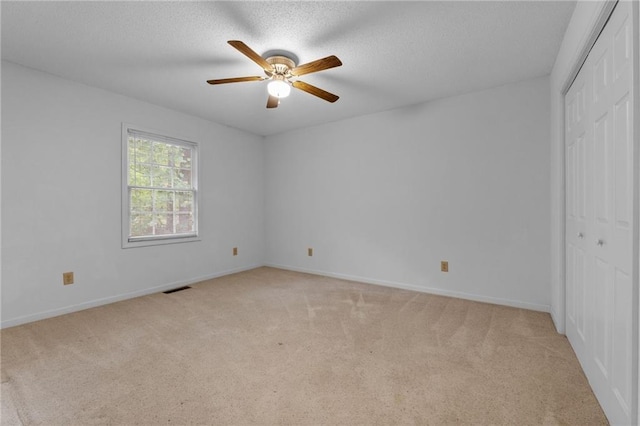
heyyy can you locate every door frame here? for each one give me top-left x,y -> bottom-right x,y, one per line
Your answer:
555,0 -> 639,422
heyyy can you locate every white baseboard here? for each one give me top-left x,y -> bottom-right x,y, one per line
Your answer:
265,263 -> 551,313
550,308 -> 565,334
1,264 -> 263,329
3,263 -> 551,329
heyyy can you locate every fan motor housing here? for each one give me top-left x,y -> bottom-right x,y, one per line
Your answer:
266,55 -> 296,76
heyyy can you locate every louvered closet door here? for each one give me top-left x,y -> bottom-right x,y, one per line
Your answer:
565,1 -> 636,424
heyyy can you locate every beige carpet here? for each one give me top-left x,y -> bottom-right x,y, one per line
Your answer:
1,267 -> 607,425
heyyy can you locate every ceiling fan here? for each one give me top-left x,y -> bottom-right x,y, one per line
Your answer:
207,40 -> 342,109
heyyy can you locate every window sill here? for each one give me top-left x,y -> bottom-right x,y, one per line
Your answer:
122,235 -> 201,249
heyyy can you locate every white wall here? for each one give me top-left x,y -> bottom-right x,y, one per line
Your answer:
264,76 -> 551,311
549,0 -> 611,334
1,61 -> 265,327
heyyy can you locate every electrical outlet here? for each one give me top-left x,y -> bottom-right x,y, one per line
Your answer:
233,247 -> 238,256
308,248 -> 313,257
63,272 -> 74,285
441,261 -> 449,273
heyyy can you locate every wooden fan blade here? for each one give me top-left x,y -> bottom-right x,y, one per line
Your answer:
266,95 -> 279,109
292,80 -> 339,103
228,40 -> 274,72
207,76 -> 264,85
290,55 -> 342,76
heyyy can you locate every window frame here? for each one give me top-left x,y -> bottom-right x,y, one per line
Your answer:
121,123 -> 200,249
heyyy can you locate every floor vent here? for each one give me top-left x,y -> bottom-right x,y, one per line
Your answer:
163,286 -> 191,294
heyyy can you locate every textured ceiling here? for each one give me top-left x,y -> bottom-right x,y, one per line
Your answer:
1,1 -> 575,136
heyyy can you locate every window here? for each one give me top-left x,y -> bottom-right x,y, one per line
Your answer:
122,124 -> 199,248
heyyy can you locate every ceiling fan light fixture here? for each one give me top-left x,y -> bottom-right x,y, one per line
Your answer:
208,41 -> 342,108
267,79 -> 291,98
